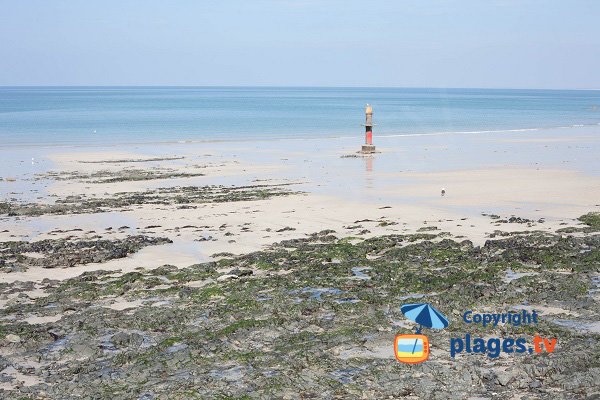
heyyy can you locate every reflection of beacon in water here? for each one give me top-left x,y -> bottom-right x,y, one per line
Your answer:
394,334 -> 430,364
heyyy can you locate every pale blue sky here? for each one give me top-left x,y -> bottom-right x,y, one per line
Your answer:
1,0 -> 599,88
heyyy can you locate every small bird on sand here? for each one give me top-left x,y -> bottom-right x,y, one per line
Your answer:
441,188 -> 446,196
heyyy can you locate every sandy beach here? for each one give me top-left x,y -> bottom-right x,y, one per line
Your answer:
3,127 -> 600,276
1,126 -> 600,398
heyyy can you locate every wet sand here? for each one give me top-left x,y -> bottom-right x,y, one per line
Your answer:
2,126 -> 600,282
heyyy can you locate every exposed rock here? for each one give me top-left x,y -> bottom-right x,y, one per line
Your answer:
216,274 -> 238,282
111,332 -> 144,349
4,334 -> 21,343
0,236 -> 172,271
0,223 -> 599,398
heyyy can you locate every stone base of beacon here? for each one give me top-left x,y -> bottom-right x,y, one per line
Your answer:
360,144 -> 376,153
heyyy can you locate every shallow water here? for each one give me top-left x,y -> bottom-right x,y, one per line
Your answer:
209,365 -> 246,382
351,266 -> 371,280
42,335 -> 71,355
334,297 -> 361,304
398,293 -> 433,301
330,367 -> 365,384
503,269 -> 539,283
551,319 -> 600,333
2,124 -> 600,214
590,275 -> 600,297
298,287 -> 343,301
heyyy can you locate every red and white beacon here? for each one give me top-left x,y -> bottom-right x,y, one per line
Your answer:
361,104 -> 376,153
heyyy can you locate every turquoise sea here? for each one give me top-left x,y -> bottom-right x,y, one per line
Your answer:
1,87 -> 599,146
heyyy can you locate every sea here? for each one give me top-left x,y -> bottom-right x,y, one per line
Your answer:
1,87 -> 599,147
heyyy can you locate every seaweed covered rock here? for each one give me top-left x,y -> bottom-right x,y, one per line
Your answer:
0,235 -> 172,271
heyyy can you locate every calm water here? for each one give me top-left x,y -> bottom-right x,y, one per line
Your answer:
1,87 -> 600,146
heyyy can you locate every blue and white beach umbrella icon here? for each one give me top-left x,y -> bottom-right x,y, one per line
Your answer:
401,303 -> 449,333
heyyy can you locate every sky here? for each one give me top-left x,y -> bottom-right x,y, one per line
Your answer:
1,0 -> 599,89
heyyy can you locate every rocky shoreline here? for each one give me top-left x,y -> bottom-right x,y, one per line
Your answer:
0,214 -> 598,399
0,183 -> 300,217
0,236 -> 172,273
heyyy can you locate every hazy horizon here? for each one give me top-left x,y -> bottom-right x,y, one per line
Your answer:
2,85 -> 600,91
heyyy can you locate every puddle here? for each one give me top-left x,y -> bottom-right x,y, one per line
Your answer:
171,370 -> 192,381
150,300 -> 172,307
256,293 -> 272,301
589,275 -> 600,297
398,293 -> 434,301
99,336 -> 118,352
351,266 -> 371,280
330,367 -> 364,384
146,284 -> 172,291
334,297 -> 360,304
503,269 -> 538,283
209,365 -> 246,382
261,370 -> 279,377
42,335 -> 71,355
551,319 -> 600,333
322,313 -> 336,323
166,343 -> 188,354
187,313 -> 210,326
17,211 -> 139,241
296,287 -> 343,301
